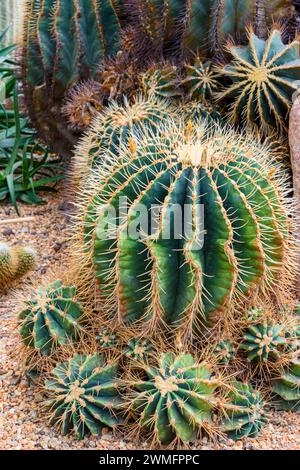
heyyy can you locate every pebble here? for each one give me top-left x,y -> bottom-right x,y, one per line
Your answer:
2,227 -> 14,237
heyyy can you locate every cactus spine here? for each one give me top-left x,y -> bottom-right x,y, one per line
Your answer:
0,242 -> 36,290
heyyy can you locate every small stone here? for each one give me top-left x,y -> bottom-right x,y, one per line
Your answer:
2,227 -> 13,237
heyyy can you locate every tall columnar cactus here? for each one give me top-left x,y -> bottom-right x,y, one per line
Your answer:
221,381 -> 268,439
0,242 -> 36,290
240,322 -> 286,362
0,0 -> 25,45
216,29 -> 300,135
73,96 -> 176,182
21,0 -> 123,153
271,359 -> 300,411
77,120 -> 294,333
45,353 -> 123,438
19,280 -> 84,355
131,352 -> 218,444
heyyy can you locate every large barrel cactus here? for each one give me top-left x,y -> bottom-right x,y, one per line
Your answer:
21,0 -> 124,153
77,120 -> 294,334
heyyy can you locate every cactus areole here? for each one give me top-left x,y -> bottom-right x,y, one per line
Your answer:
80,121 -> 291,333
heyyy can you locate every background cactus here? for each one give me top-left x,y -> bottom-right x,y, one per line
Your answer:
271,359 -> 300,411
216,29 -> 300,135
45,353 -> 123,438
182,59 -> 219,101
124,338 -> 154,362
21,0 -> 124,153
221,381 -> 268,439
96,328 -> 119,349
213,340 -> 235,365
247,306 -> 265,323
131,352 -> 218,444
139,63 -> 182,99
0,0 -> 25,45
19,280 -> 84,355
240,322 -> 286,362
78,120 -> 294,333
0,242 -> 36,290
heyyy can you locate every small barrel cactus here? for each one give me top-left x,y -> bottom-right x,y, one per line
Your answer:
45,353 -> 123,439
213,340 -> 235,365
124,338 -> 154,362
131,352 -> 218,444
272,360 -> 300,411
0,242 -> 36,290
182,59 -> 219,100
247,306 -> 265,323
221,381 -> 268,440
180,101 -> 223,127
139,63 -> 182,99
19,280 -> 84,356
240,322 -> 286,362
96,328 -> 119,349
78,120 -> 293,333
217,29 -> 300,134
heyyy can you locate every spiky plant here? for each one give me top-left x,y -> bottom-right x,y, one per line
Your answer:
271,359 -> 300,411
0,242 -> 36,290
221,381 -> 268,440
72,96 -> 176,182
247,306 -> 265,323
0,0 -> 25,45
62,80 -> 104,131
213,340 -> 235,365
180,101 -> 223,127
45,353 -> 123,438
139,63 -> 182,99
96,328 -> 119,349
21,0 -> 123,153
124,338 -> 154,362
77,120 -> 294,334
19,280 -> 84,355
182,58 -> 219,100
240,322 -> 286,362
130,352 -> 218,444
216,29 -> 300,135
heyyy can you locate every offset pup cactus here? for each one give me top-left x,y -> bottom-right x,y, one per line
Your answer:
131,352 -> 218,444
240,322 -> 286,362
19,280 -> 84,355
0,242 -> 36,290
213,340 -> 235,365
182,58 -> 219,100
78,120 -> 294,334
21,0 -> 123,152
45,353 -> 123,438
217,29 -> 300,135
124,338 -> 154,362
271,359 -> 300,411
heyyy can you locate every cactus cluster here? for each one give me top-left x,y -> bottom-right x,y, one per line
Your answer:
45,353 -> 122,439
0,242 -> 36,290
19,281 -> 84,355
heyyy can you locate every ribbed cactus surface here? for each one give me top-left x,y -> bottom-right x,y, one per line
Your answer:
0,0 -> 25,45
221,381 -> 268,439
124,338 -> 154,362
240,322 -> 286,362
217,29 -> 300,134
96,328 -> 119,349
213,340 -> 235,365
80,121 -> 291,332
132,352 -> 217,444
272,360 -> 300,411
182,59 -> 218,100
140,63 -> 182,99
0,242 -> 36,290
45,353 -> 122,438
19,280 -> 83,355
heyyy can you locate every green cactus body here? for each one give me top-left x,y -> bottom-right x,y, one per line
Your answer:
0,243 -> 36,289
240,322 -> 286,362
124,338 -> 154,362
182,59 -> 219,100
246,306 -> 265,323
181,101 -> 223,127
272,360 -> 300,412
79,120 -> 291,332
45,353 -> 122,438
19,280 -> 83,355
132,352 -> 217,444
140,63 -> 182,99
217,29 -> 300,134
213,340 -> 235,365
96,328 -> 119,349
22,0 -> 122,152
0,0 -> 25,45
221,381 -> 268,440
73,96 -> 176,182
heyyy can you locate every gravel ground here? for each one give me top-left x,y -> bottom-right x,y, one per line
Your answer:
0,190 -> 299,450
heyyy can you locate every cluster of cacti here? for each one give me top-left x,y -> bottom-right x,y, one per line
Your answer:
271,359 -> 300,411
19,280 -> 84,355
131,352 -> 218,444
45,353 -> 122,439
0,242 -> 36,290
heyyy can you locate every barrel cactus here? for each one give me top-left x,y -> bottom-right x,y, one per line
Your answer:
246,306 -> 265,323
78,120 -> 293,334
182,59 -> 219,100
131,352 -> 218,444
45,353 -> 123,438
217,29 -> 300,135
19,280 -> 84,355
213,340 -> 235,365
21,0 -> 123,152
96,328 -> 119,349
221,381 -> 268,439
271,359 -> 300,411
139,63 -> 182,99
0,242 -> 36,290
240,322 -> 286,362
124,338 -> 154,362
